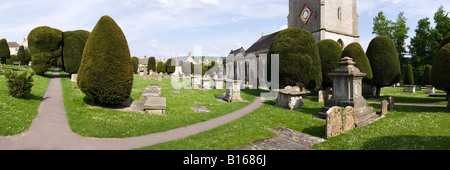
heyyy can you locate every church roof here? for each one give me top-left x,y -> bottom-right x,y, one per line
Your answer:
246,31 -> 280,54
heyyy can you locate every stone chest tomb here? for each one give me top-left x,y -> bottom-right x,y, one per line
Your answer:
318,57 -> 377,127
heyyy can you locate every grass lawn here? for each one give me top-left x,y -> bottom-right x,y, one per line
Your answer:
61,72 -> 263,138
367,87 -> 447,106
139,89 -> 449,150
0,66 -> 52,136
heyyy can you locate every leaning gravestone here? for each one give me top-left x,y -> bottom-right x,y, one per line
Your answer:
326,107 -> 342,138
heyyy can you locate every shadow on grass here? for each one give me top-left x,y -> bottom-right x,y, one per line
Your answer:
370,103 -> 449,113
361,135 -> 450,150
369,95 -> 447,105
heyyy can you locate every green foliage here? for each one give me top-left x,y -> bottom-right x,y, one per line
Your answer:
0,39 -> 10,64
17,46 -> 25,64
77,15 -> 133,105
132,57 -> 139,74
147,57 -> 156,72
431,43 -> 450,93
156,61 -> 166,73
268,27 -> 322,90
318,39 -> 342,88
422,65 -> 433,85
31,52 -> 52,75
437,35 -> 450,53
4,70 -> 35,99
404,64 -> 414,85
24,49 -> 31,65
342,42 -> 373,80
392,12 -> 410,67
166,58 -> 175,74
63,30 -> 90,74
372,11 -> 394,38
366,36 -> 401,97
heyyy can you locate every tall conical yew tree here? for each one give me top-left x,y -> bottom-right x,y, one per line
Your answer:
77,15 -> 133,105
0,39 -> 11,70
318,39 -> 342,89
431,43 -> 450,109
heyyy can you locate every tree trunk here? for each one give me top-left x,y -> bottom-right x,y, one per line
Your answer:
447,93 -> 450,110
376,86 -> 382,98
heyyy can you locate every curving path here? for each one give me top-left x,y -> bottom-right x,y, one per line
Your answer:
0,69 -> 264,150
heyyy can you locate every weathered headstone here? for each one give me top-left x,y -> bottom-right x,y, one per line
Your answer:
71,74 -> 78,82
214,78 -> 224,89
318,90 -> 324,103
388,97 -> 395,111
403,85 -> 416,93
343,106 -> 355,133
381,100 -> 388,115
224,80 -> 245,102
326,107 -> 342,138
144,97 -> 166,116
202,77 -> 211,90
426,85 -> 435,94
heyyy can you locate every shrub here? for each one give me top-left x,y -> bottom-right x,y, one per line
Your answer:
0,39 -> 11,68
431,43 -> 450,109
318,39 -> 342,89
422,65 -> 432,85
156,61 -> 166,73
404,64 -> 414,85
342,42 -> 373,80
77,15 -> 133,105
166,58 -> 175,74
28,26 -> 63,74
437,35 -> 450,54
31,52 -> 52,75
268,27 -> 322,90
147,57 -> 156,72
63,30 -> 90,75
4,70 -> 35,99
366,36 -> 401,98
132,57 -> 139,74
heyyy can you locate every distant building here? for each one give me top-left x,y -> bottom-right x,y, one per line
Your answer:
8,42 -> 20,55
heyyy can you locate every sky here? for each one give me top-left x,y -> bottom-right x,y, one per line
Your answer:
0,0 -> 449,60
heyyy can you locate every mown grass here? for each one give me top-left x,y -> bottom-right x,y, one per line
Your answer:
0,66 -> 52,136
140,88 -> 449,150
367,87 -> 447,106
61,73 -> 263,138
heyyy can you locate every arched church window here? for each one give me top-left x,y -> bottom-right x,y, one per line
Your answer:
337,39 -> 344,49
338,7 -> 342,20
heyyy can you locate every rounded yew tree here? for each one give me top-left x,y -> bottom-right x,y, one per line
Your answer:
0,39 -> 11,69
437,35 -> 450,53
28,26 -> 63,75
366,36 -> 401,98
342,42 -> 373,80
166,58 -> 175,74
318,39 -> 342,89
132,57 -> 139,74
63,30 -> 91,75
77,15 -> 133,105
422,65 -> 432,85
431,43 -> 450,109
404,64 -> 414,85
268,27 -> 322,90
147,56 -> 156,72
156,61 -> 166,73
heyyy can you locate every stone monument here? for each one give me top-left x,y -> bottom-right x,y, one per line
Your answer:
318,57 -> 377,127
224,80 -> 245,102
275,86 -> 310,111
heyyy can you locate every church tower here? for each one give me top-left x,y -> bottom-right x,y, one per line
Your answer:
288,0 -> 359,48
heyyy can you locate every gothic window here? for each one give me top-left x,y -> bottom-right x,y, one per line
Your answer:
337,39 -> 344,49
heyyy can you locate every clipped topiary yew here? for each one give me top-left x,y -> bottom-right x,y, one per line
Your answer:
268,27 -> 322,90
0,39 -> 11,69
77,15 -> 133,105
28,26 -> 63,75
422,65 -> 432,85
404,64 -> 414,85
318,39 -> 342,89
63,30 -> 91,75
366,36 -> 401,98
132,57 -> 139,74
147,57 -> 156,72
342,42 -> 373,81
431,43 -> 450,109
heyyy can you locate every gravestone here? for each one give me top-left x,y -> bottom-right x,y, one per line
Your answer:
202,76 -> 211,90
144,97 -> 166,115
388,97 -> 395,111
318,90 -> 324,103
224,80 -> 245,102
381,100 -> 388,115
343,106 -> 355,133
191,106 -> 211,113
275,87 -> 309,111
71,74 -> 78,82
191,74 -> 202,89
318,57 -> 377,127
404,85 -> 416,93
215,78 -> 224,89
426,85 -> 435,94
326,107 -> 342,138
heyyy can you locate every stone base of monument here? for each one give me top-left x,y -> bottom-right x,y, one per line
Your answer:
403,85 -> 416,93
317,102 -> 378,127
144,97 -> 166,116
